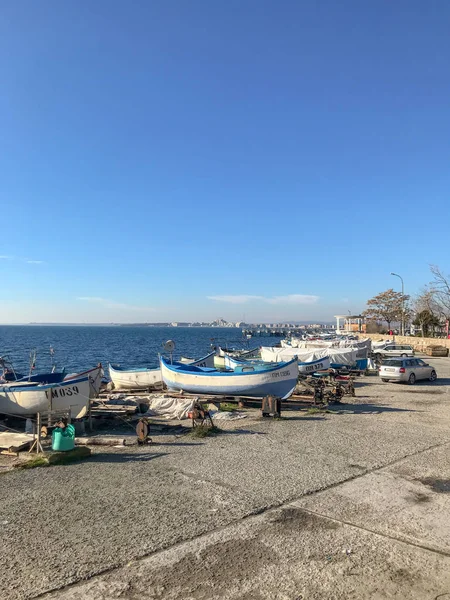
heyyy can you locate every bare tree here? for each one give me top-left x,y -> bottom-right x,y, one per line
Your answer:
429,265 -> 450,320
411,290 -> 441,337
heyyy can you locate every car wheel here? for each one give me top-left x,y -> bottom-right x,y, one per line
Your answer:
408,373 -> 416,385
381,378 -> 389,382
429,370 -> 437,381
401,353 -> 407,357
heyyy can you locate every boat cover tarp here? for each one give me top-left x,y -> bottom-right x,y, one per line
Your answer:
146,395 -> 195,420
261,346 -> 358,366
285,338 -> 371,351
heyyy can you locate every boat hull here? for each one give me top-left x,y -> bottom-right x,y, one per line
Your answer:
109,365 -> 162,390
160,357 -> 298,399
0,376 -> 90,418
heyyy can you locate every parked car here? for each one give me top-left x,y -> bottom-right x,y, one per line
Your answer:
373,344 -> 415,358
379,357 -> 437,384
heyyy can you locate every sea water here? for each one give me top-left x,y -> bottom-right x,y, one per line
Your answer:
0,326 -> 277,375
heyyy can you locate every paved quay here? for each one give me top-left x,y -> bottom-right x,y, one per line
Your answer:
1,356 -> 449,599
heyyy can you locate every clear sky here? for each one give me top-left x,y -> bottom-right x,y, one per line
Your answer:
1,0 -> 449,323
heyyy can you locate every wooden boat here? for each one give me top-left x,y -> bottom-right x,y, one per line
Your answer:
109,363 -> 162,390
64,364 -> 104,398
109,352 -> 215,390
160,356 -> 298,399
0,376 -> 90,418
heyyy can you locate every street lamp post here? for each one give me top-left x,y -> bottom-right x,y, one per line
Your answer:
391,272 -> 405,336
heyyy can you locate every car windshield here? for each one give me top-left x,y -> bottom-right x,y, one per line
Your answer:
383,359 -> 403,366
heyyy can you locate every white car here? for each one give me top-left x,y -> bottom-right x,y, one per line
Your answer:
379,358 -> 437,384
374,344 -> 414,358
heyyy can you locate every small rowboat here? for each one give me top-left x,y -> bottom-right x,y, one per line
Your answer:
0,376 -> 90,418
109,352 -> 216,390
160,356 -> 298,399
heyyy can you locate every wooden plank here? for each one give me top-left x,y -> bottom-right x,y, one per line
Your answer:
0,432 -> 34,451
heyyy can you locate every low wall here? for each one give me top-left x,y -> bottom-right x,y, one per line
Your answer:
363,333 -> 450,352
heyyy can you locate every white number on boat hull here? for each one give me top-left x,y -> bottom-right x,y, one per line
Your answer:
304,362 -> 324,372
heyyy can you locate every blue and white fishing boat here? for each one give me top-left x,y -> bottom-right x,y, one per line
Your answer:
160,356 -> 298,399
109,351 -> 216,390
0,376 -> 90,418
298,356 -> 330,374
227,355 -> 329,375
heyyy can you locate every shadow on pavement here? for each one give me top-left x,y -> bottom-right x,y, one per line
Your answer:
88,452 -> 169,463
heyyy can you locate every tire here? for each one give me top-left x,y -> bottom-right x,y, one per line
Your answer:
408,373 -> 416,385
381,378 -> 389,382
429,370 -> 437,381
401,353 -> 407,357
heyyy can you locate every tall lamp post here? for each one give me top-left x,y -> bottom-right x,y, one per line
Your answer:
391,272 -> 405,336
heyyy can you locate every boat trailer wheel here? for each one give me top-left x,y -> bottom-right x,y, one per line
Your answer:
136,418 -> 152,445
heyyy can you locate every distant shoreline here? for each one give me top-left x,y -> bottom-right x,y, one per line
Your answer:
0,322 -> 334,327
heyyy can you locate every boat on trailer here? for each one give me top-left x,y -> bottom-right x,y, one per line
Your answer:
160,356 -> 298,399
0,376 -> 90,418
109,351 -> 216,390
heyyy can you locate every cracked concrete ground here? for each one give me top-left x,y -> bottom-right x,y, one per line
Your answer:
1,356 -> 449,599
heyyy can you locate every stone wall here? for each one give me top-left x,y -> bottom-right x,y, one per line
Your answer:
363,332 -> 450,352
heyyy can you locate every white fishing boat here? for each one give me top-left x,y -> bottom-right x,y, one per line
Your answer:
64,364 -> 104,398
0,376 -> 90,418
298,356 -> 330,374
109,351 -> 216,390
109,364 -> 162,390
160,356 -> 298,399
225,353 -> 328,375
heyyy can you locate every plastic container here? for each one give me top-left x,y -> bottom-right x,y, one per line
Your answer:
52,424 -> 76,452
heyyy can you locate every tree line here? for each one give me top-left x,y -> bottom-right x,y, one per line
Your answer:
363,265 -> 450,337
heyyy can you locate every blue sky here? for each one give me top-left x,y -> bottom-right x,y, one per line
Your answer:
1,0 -> 449,323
